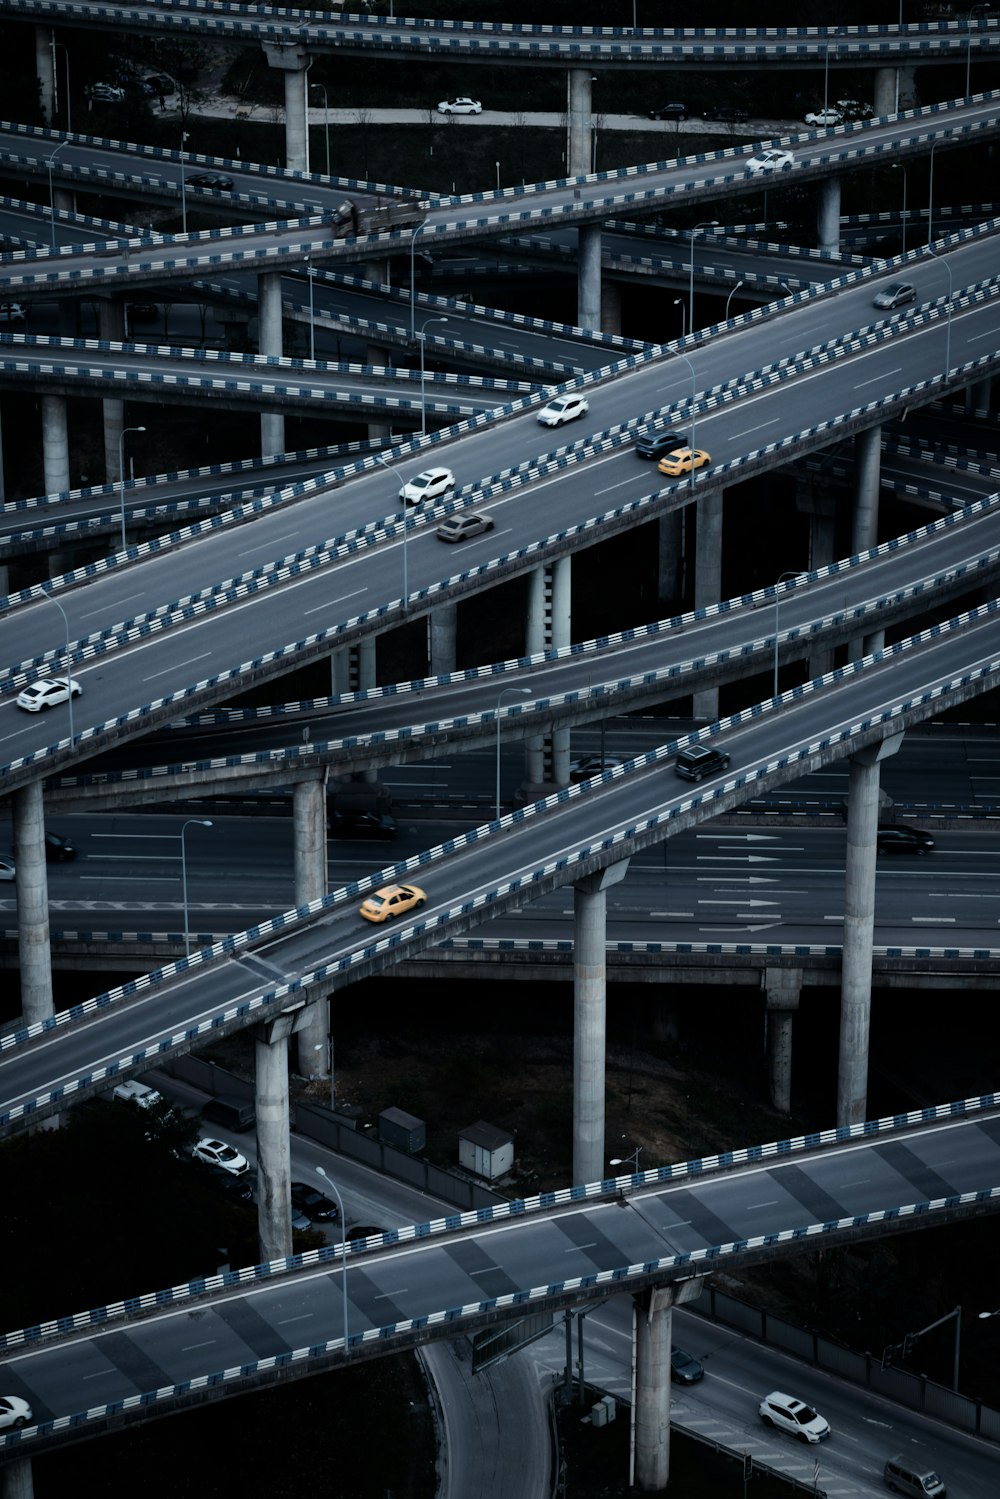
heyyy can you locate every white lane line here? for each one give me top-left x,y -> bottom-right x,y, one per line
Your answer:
144,652 -> 212,683
566,1243 -> 598,1253
304,587 -> 367,616
857,366 -> 902,388
180,1341 -> 217,1352
83,1370 -> 119,1380
80,591 -> 145,619
237,530 -> 300,557
277,1313 -> 315,1325
372,1290 -> 408,1300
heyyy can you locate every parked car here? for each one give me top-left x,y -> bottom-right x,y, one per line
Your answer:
0,857 -> 15,883
635,426 -> 686,460
16,676 -> 81,712
126,302 -> 159,322
44,831 -> 76,862
537,393 -> 589,427
670,1347 -> 705,1384
209,1169 -> 255,1203
674,744 -> 731,781
657,447 -> 711,478
437,97 -> 482,115
569,757 -> 623,782
290,1182 -> 340,1221
145,74 -> 176,96
873,281 -> 916,310
876,823 -> 935,855
745,148 -> 794,175
88,82 -> 124,103
399,467 -> 455,505
0,1396 -> 32,1431
758,1391 -> 830,1443
804,107 -> 843,127
192,1138 -> 250,1175
436,511 -> 495,543
113,1079 -> 163,1110
702,104 -> 749,124
649,102 -> 688,121
186,173 -> 234,191
328,809 -> 398,840
360,883 -> 427,924
0,302 -> 26,323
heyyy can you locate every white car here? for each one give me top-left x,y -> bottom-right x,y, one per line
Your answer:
88,82 -> 124,103
745,148 -> 794,175
113,1079 -> 163,1110
758,1391 -> 831,1443
399,467 -> 455,506
16,676 -> 81,712
803,107 -> 842,127
0,857 -> 14,883
192,1137 -> 250,1175
437,97 -> 482,115
0,1396 -> 32,1431
537,393 -> 590,427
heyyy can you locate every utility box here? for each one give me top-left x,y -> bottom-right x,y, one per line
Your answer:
379,1106 -> 425,1154
591,1396 -> 617,1427
459,1120 -> 514,1180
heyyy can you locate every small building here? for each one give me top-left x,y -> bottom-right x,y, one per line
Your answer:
379,1106 -> 425,1154
459,1120 -> 514,1180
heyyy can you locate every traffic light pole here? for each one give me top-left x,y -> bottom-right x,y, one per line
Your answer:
882,1305 -> 962,1389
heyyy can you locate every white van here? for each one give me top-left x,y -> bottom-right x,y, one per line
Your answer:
884,1455 -> 946,1497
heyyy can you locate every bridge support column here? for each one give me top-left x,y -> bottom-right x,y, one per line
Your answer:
967,375 -> 992,413
1,1455 -> 35,1499
601,277 -> 622,337
764,967 -> 801,1114
839,734 -> 903,1126
428,601 -> 457,675
524,558 -> 571,788
573,860 -> 629,1186
331,637 -> 376,697
291,776 -> 328,1057
853,424 -> 883,658
41,394 -> 70,497
13,780 -> 53,1026
98,300 -> 127,486
257,272 -> 286,457
550,555 -> 572,784
255,1019 -> 293,1262
577,223 -> 602,332
692,488 -> 723,721
633,1277 -> 706,1491
36,25 -> 54,124
567,69 -> 593,178
817,177 -> 841,256
261,41 -> 311,173
657,511 -> 684,608
366,341 -> 394,442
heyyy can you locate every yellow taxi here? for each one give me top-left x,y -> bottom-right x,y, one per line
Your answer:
657,447 -> 711,478
359,883 -> 427,924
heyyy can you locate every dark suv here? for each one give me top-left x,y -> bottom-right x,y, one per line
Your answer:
329,809 -> 398,839
876,823 -> 934,855
674,744 -> 731,781
649,102 -> 688,121
635,426 -> 686,460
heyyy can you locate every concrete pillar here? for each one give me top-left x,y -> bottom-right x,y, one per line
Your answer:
838,736 -> 902,1126
13,780 -> 54,1026
525,565 -> 549,786
550,555 -> 572,784
601,277 -> 622,337
967,376 -> 992,413
330,639 -> 377,697
257,272 -> 285,456
524,558 -> 572,786
48,550 -> 75,581
577,223 -> 602,332
853,424 -> 883,659
764,967 -> 802,1114
0,563 -> 9,599
692,489 -> 723,721
803,486 -> 838,679
291,773 -> 328,1088
97,300 -> 127,484
428,602 -> 458,676
41,394 -> 70,496
874,67 -> 897,117
573,861 -> 629,1186
1,1455 -> 35,1499
657,511 -> 684,607
817,177 -> 841,256
36,25 -> 54,123
567,69 -> 593,178
260,41 -> 311,173
255,1024 -> 292,1262
634,1289 -> 673,1492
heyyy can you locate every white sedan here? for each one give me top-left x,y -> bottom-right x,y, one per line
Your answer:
0,1396 -> 32,1431
803,107 -> 842,127
537,393 -> 590,427
745,148 -> 794,175
16,676 -> 81,712
437,97 -> 482,115
0,857 -> 14,883
399,467 -> 455,506
192,1138 -> 250,1175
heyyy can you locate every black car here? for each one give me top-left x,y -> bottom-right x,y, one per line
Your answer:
44,831 -> 76,862
670,1347 -> 705,1384
876,823 -> 935,855
145,74 -> 175,96
186,173 -> 234,191
702,104 -> 749,124
569,756 -> 623,782
328,809 -> 398,840
635,426 -> 687,460
208,1169 -> 256,1203
290,1182 -> 340,1221
649,102 -> 688,121
674,744 -> 731,781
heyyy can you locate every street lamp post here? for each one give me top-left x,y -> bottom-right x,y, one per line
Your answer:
610,1144 -> 643,1174
725,280 -> 744,320
671,347 -> 699,491
117,425 -> 146,553
50,37 -> 71,134
313,1040 -> 334,1111
376,449 -> 411,606
773,570 -> 799,698
180,130 -> 190,234
418,314 -> 448,435
315,1166 -> 350,1354
928,138 -> 938,245
688,220 -> 718,339
40,585 -> 74,745
495,687 -> 531,821
892,162 -> 908,255
409,219 -> 428,340
180,818 -> 213,956
46,139 -> 69,250
311,82 -> 330,175
672,298 -> 685,337
306,258 -> 315,361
